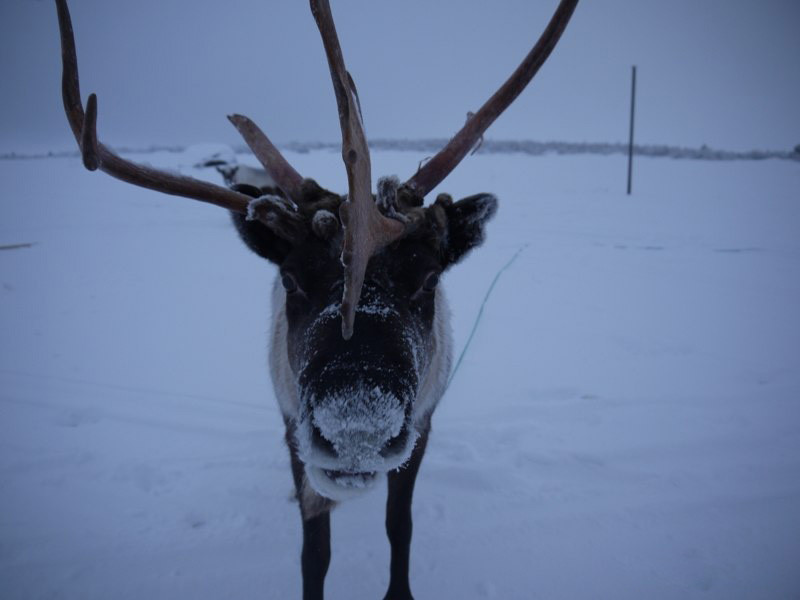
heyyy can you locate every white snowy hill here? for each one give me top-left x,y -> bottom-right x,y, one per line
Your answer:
1,147 -> 798,598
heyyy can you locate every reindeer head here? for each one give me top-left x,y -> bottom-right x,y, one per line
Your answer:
55,0 -> 578,500
229,175 -> 496,497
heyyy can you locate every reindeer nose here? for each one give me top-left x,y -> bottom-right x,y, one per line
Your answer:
310,422 -> 395,458
310,421 -> 410,461
302,366 -> 416,412
306,386 -> 408,471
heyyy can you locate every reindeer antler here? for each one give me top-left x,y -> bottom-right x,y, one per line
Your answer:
55,0 -> 303,207
404,0 -> 580,198
227,114 -> 305,201
57,0 -> 579,340
310,0 -> 405,340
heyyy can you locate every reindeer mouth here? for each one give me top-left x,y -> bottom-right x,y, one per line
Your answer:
305,465 -> 380,500
323,469 -> 377,489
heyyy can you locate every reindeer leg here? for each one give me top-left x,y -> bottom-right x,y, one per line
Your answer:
286,426 -> 332,600
383,425 -> 430,600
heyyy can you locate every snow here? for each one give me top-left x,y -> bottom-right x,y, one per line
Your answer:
1,147 -> 799,599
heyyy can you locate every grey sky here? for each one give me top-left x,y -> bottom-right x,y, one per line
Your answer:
2,0 -> 798,153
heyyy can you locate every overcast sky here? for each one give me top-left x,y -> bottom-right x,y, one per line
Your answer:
2,0 -> 798,153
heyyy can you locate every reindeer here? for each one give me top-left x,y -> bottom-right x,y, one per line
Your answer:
55,0 -> 579,598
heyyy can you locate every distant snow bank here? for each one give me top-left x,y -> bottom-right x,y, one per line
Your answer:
3,139 -> 799,162
290,139 -> 800,162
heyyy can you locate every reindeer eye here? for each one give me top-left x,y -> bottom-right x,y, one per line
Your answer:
422,271 -> 439,292
281,273 -> 299,294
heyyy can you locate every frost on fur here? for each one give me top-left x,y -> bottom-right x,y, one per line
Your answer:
245,195 -> 305,242
376,175 -> 400,212
246,195 -> 297,221
311,386 -> 406,464
442,193 -> 498,266
312,209 -> 339,240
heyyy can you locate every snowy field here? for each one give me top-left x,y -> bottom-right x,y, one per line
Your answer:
1,148 -> 799,599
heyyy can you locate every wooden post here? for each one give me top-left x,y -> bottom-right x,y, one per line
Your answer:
627,65 -> 637,195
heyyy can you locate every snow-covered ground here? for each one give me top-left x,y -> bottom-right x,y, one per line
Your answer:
1,148 -> 798,599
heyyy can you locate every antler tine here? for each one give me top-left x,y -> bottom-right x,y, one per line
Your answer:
227,114 -> 305,201
404,0 -> 580,198
56,0 -> 257,214
310,0 -> 405,340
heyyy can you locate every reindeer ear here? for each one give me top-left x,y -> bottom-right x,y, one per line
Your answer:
229,184 -> 293,265
441,193 -> 498,268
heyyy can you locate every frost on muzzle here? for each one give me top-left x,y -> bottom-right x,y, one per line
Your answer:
296,381 -> 419,500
